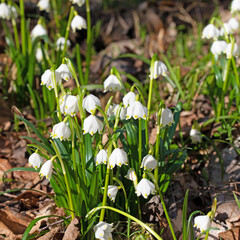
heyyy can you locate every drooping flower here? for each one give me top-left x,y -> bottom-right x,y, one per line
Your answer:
71,15 -> 87,32
123,92 -> 136,108
51,122 -> 71,141
194,215 -> 211,232
107,185 -> 119,202
70,0 -> 85,7
0,3 -> 11,20
202,24 -> 219,40
31,24 -> 47,39
93,222 -> 113,240
125,168 -> 138,185
95,149 -> 108,165
114,104 -> 127,120
136,178 -> 156,199
109,148 -> 128,169
10,5 -> 18,19
219,22 -> 232,36
56,37 -> 71,50
60,94 -> 79,116
141,154 -> 158,171
231,0 -> 240,13
210,40 -> 227,57
190,128 -> 202,144
40,160 -> 53,180
159,107 -> 174,127
40,69 -> 61,90
103,75 -> 122,92
37,0 -> 50,12
56,63 -> 72,81
225,42 -> 239,59
107,103 -> 117,117
28,152 -> 44,169
36,47 -> 43,62
228,17 -> 239,31
151,60 -> 168,79
83,115 -> 103,136
82,94 -> 101,114
126,101 -> 148,120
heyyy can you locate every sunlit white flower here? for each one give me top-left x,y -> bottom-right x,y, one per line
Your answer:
10,5 -> 18,19
141,154 -> 158,171
159,107 -> 174,127
125,168 -> 137,182
107,185 -> 119,202
71,15 -> 87,32
107,103 -> 117,117
95,149 -> 108,165
136,178 -> 156,199
231,0 -> 240,13
60,94 -> 79,116
219,23 -> 232,36
31,24 -> 47,39
126,101 -> 147,120
56,37 -> 71,50
28,153 -> 44,169
202,24 -> 219,40
36,48 -> 43,62
190,128 -> 202,144
103,74 -> 122,92
40,160 -> 53,180
82,94 -> 101,114
109,148 -> 128,169
51,122 -> 71,141
113,104 -> 127,120
41,69 -> 61,90
225,42 -> 239,59
210,40 -> 227,57
194,215 -> 211,232
37,0 -> 50,12
56,63 -> 72,81
0,3 -> 11,20
93,222 -> 113,240
151,60 -> 168,79
123,92 -> 136,108
70,0 -> 85,7
228,18 -> 239,31
83,115 -> 103,135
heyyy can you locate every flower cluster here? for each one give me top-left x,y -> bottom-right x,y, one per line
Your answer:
0,3 -> 18,20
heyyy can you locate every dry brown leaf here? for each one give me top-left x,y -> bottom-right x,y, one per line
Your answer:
218,227 -> 240,240
62,217 -> 81,240
38,226 -> 61,240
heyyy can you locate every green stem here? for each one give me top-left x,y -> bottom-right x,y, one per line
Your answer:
76,44 -> 85,86
231,57 -> 240,91
19,0 -> 26,55
138,118 -> 142,170
154,125 -> 160,182
12,19 -> 20,50
52,0 -> 60,30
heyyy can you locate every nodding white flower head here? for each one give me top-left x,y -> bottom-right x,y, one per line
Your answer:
70,0 -> 85,7
56,63 -> 72,81
37,0 -> 50,12
159,107 -> 174,127
82,94 -> 101,114
60,94 -> 79,116
107,103 -> 117,117
202,24 -> 219,40
125,168 -> 137,182
51,122 -> 71,141
107,185 -> 119,202
40,69 -> 61,90
123,92 -> 136,108
231,0 -> 240,13
151,60 -> 168,79
219,23 -> 232,36
31,24 -> 47,40
228,18 -> 239,31
109,148 -> 128,169
194,215 -> 211,232
71,15 -> 87,32
95,149 -> 108,165
10,5 -> 18,19
210,40 -> 227,57
28,153 -> 44,169
40,160 -> 53,180
126,101 -> 148,120
103,75 -> 122,92
83,115 -> 103,136
225,42 -> 239,59
36,48 -> 43,62
93,221 -> 113,240
108,104 -> 127,120
190,128 -> 202,144
141,154 -> 158,171
56,37 -> 71,50
136,178 -> 156,199
0,3 -> 11,20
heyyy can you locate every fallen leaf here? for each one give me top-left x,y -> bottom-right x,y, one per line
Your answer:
62,217 -> 81,240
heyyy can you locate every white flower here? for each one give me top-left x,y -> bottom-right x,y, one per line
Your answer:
103,75 -> 122,92
231,0 -> 240,13
136,178 -> 156,199
0,3 -> 11,20
40,69 -> 61,90
126,101 -> 147,120
141,154 -> 158,171
56,63 -> 72,81
93,222 -> 113,240
123,92 -> 136,108
10,5 -> 18,19
225,42 -> 239,59
70,0 -> 85,7
210,40 -> 227,57
56,37 -> 71,50
40,160 -> 53,180
125,168 -> 137,182
83,115 -> 103,135
37,0 -> 50,12
28,153 -> 44,169
151,60 -> 168,79
219,23 -> 232,36
202,24 -> 219,40
36,48 -> 43,62
228,18 -> 239,31
107,103 -> 117,117
60,94 -> 79,116
159,107 -> 174,127
194,215 -> 211,232
107,185 -> 119,202
82,94 -> 101,114
95,149 -> 108,165
31,24 -> 47,39
71,15 -> 87,32
109,148 -> 128,169
190,128 -> 202,144
51,122 -> 71,141
113,104 -> 127,120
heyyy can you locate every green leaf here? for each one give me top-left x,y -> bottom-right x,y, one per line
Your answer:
182,189 -> 189,240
